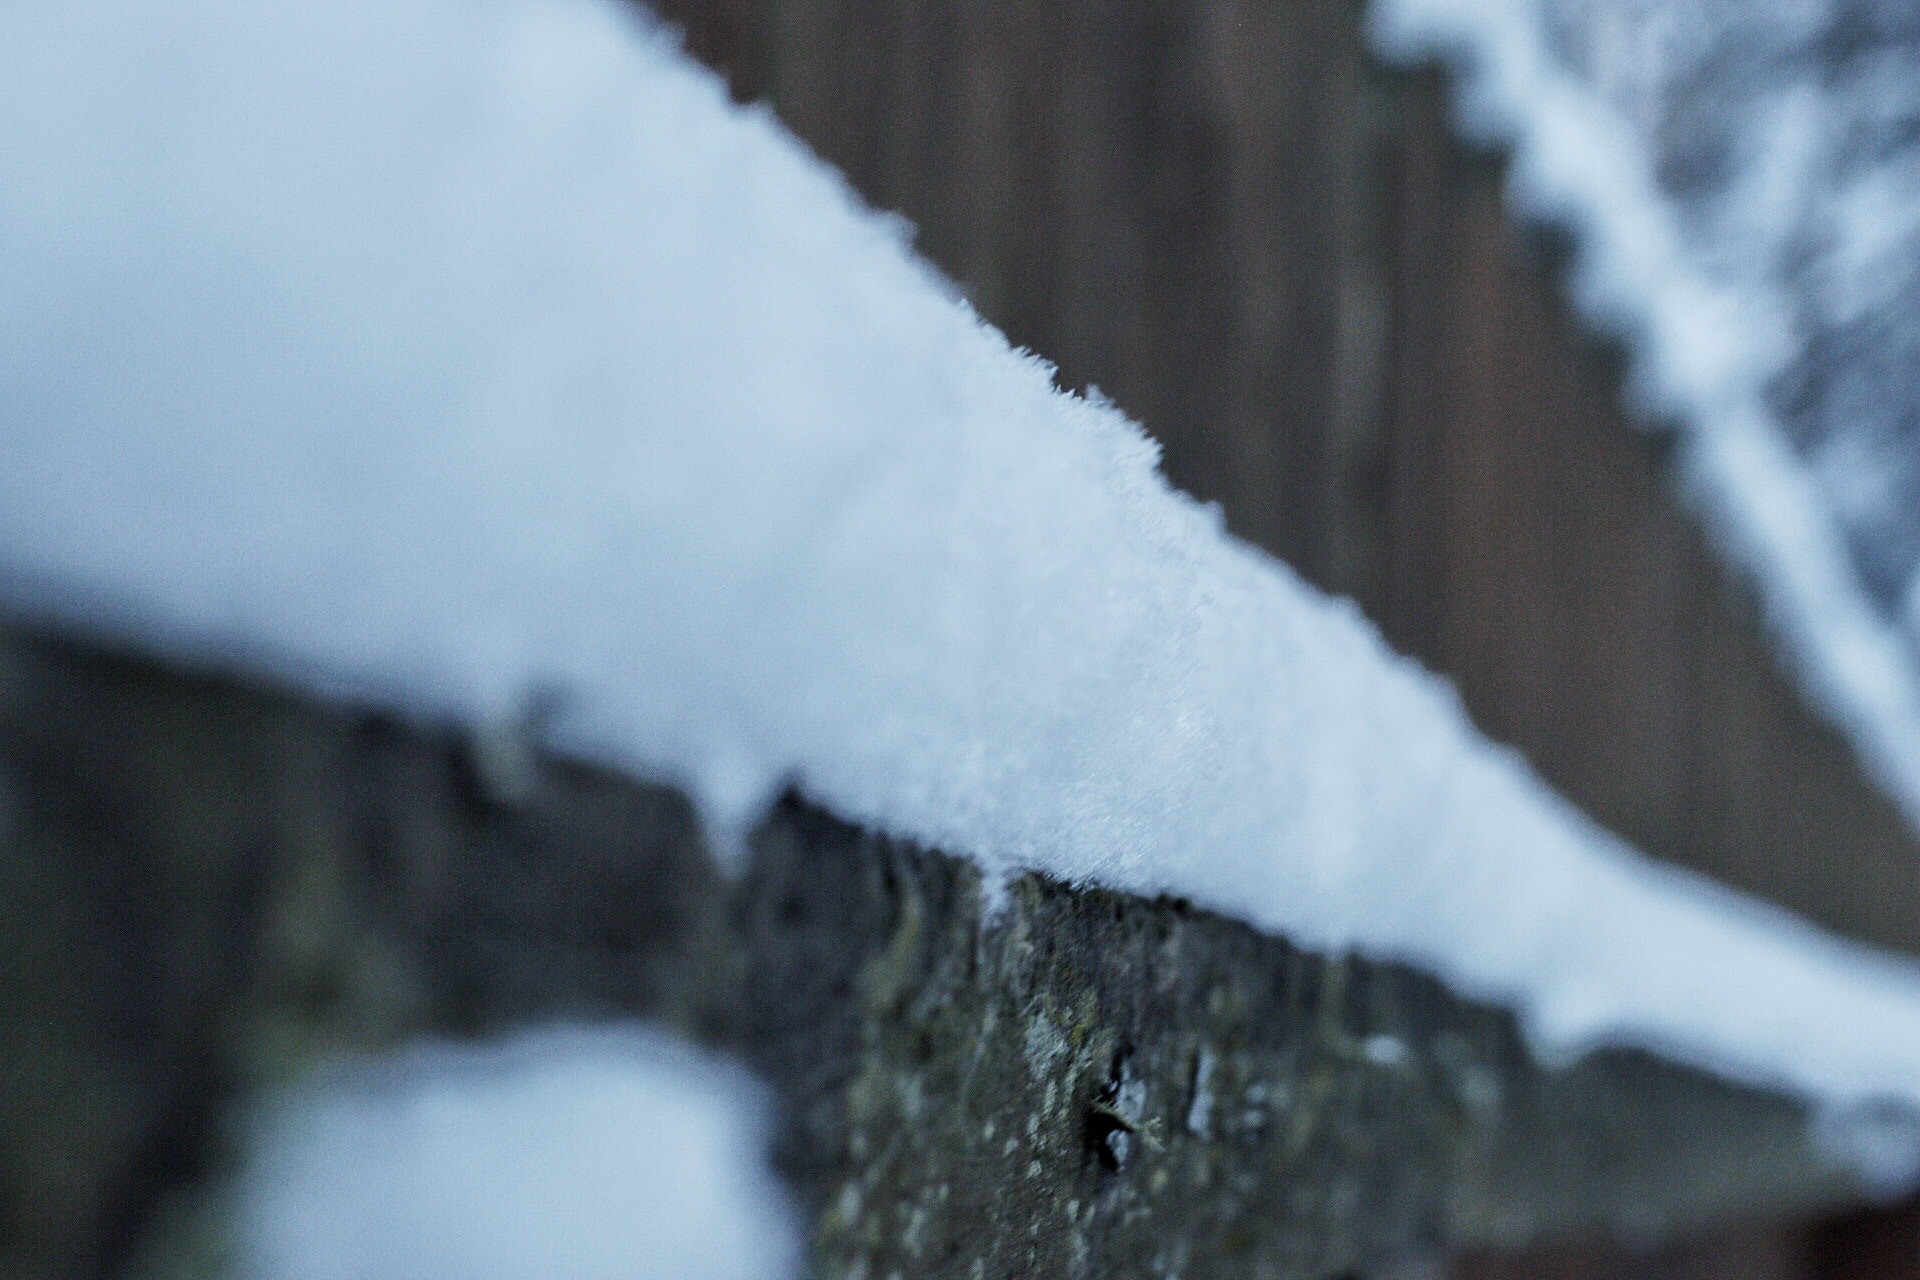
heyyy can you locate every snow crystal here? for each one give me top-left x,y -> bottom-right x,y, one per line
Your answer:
241,1024 -> 800,1280
1367,0 -> 1920,843
8,0 -> 1920,1189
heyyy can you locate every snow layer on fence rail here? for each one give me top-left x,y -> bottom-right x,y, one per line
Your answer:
6,0 -> 1920,1186
1365,0 -> 1920,842
242,1025 -> 800,1280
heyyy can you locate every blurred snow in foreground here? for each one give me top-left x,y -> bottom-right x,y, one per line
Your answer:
7,0 -> 1920,1191
242,1026 -> 798,1280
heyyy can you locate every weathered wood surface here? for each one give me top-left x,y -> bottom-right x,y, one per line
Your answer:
0,627 -> 1869,1279
647,0 -> 1920,960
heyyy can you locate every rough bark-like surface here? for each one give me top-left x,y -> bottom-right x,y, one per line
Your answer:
0,626 -> 1867,1280
738,802 -> 1856,1280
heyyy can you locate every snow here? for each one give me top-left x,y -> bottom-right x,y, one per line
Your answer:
1366,0 -> 1920,843
241,1024 -> 800,1280
6,0 -> 1920,1192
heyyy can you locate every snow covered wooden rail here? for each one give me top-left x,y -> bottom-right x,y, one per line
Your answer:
9,2 -> 1920,1276
0,624 -> 1870,1279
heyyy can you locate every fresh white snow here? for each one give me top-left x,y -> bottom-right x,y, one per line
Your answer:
1366,0 -> 1920,844
241,1024 -> 800,1280
6,0 -> 1920,1193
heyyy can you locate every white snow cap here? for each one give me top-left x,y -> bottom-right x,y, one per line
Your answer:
242,1025 -> 801,1280
5,0 -> 1920,1191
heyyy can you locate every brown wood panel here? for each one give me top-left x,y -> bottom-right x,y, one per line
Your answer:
1403,144 -> 1920,951
645,0 -> 1920,960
